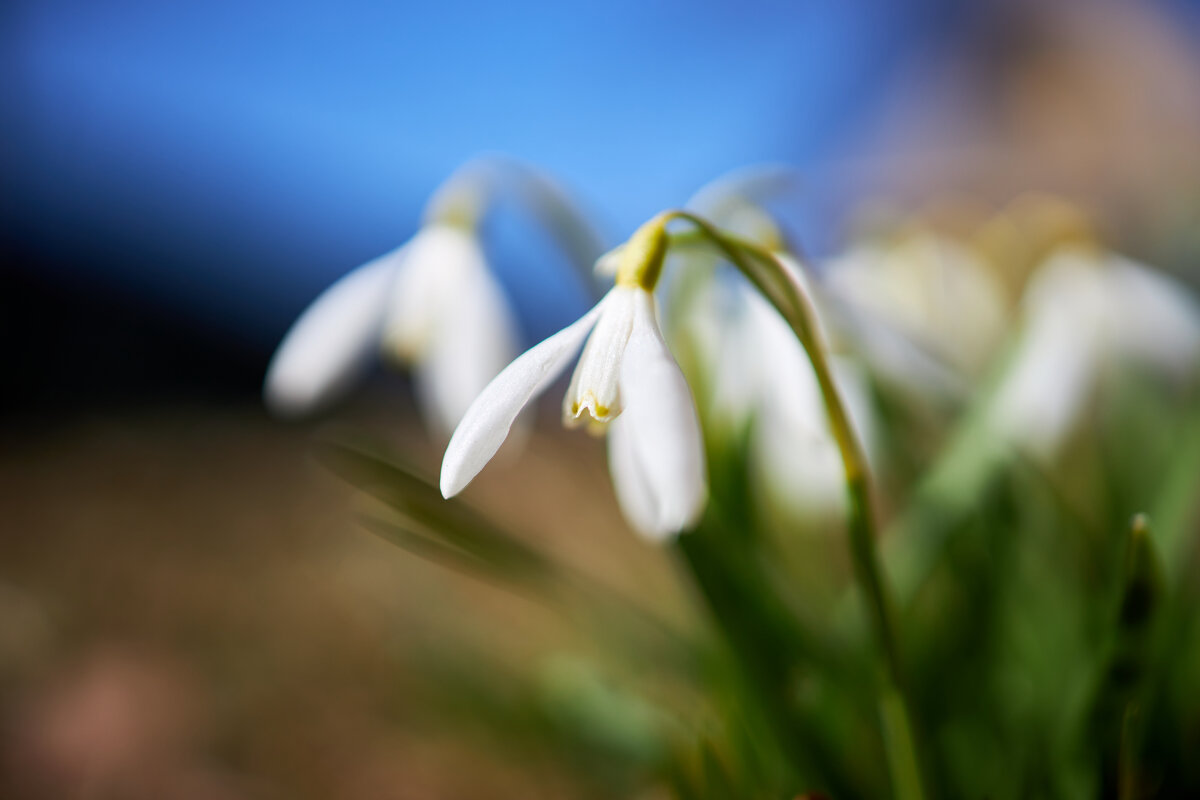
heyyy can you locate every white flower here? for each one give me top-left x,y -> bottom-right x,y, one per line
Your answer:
988,245 -> 1200,458
683,252 -> 877,517
263,223 -> 519,434
741,271 -> 877,518
440,284 -> 707,541
824,233 -> 1009,401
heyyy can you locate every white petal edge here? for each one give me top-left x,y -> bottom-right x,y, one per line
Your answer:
617,290 -> 707,539
1105,254 -> 1200,375
988,312 -> 1100,459
382,225 -> 480,359
606,415 -> 662,538
263,247 -> 402,417
416,257 -> 522,436
440,295 -> 610,498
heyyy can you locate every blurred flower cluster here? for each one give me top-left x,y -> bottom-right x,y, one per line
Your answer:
267,158 -> 1200,798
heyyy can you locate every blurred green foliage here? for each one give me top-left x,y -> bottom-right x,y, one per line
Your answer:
318,186 -> 1200,799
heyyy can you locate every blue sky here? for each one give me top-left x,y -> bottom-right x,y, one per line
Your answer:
3,0 -> 969,343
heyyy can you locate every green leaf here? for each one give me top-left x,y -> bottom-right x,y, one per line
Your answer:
1084,514 -> 1164,798
316,438 -> 554,583
1148,402 -> 1200,586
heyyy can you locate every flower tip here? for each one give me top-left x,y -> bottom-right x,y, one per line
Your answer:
438,459 -> 467,499
627,497 -> 706,543
262,362 -> 326,419
636,519 -> 682,544
661,492 -> 708,540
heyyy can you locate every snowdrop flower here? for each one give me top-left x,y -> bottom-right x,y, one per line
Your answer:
988,244 -> 1200,459
441,219 -> 707,541
644,187 -> 877,518
824,233 -> 1009,401
263,175 -> 520,435
740,275 -> 876,518
681,242 -> 876,518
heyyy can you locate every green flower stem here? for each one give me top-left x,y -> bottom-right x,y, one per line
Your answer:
676,529 -> 862,798
660,209 -> 926,800
1089,514 -> 1163,798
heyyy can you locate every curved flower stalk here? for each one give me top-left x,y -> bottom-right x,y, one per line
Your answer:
669,199 -> 879,519
264,158 -> 604,435
443,207 -> 924,796
824,231 -> 1010,403
660,210 -> 926,800
748,296 -> 878,520
441,219 -> 707,541
987,244 -> 1200,460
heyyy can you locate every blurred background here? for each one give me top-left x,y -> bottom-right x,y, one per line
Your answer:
3,0 -> 1200,797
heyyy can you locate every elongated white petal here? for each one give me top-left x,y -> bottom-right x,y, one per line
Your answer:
992,246 -> 1200,461
755,356 -> 875,517
263,248 -> 400,417
825,235 -> 1007,388
1106,255 -> 1200,375
440,298 -> 608,497
988,247 -> 1108,453
416,258 -> 522,436
989,312 -> 1100,458
756,417 -> 846,518
989,250 -> 1107,456
606,415 -> 662,538
706,286 -> 764,426
564,286 -> 637,424
383,225 -> 483,361
617,290 -> 707,539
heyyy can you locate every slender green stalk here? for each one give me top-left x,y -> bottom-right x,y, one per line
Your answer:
660,209 -> 926,800
1089,514 -> 1163,798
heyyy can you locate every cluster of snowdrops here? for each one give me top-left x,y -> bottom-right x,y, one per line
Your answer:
263,158 -> 1200,799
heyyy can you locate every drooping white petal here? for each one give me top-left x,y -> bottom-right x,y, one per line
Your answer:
691,263 -> 880,518
987,248 -> 1107,457
990,246 -> 1200,459
1105,254 -> 1200,375
705,283 -> 764,427
748,309 -> 844,516
563,286 -> 637,424
836,308 -> 968,404
382,225 -> 484,361
606,414 -> 662,538
756,413 -> 846,518
744,282 -> 827,434
825,235 -> 1007,394
440,297 -> 609,498
415,257 -> 522,436
989,311 -> 1101,458
616,290 -> 707,539
263,248 -> 401,417
755,355 -> 876,518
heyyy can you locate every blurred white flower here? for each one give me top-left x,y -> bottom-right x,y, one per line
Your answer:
441,283 -> 706,541
683,251 -> 876,518
263,214 -> 519,435
988,245 -> 1200,458
824,233 -> 1009,401
380,224 -> 521,435
743,272 -> 876,518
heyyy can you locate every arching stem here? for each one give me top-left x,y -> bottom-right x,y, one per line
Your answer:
660,209 -> 926,800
